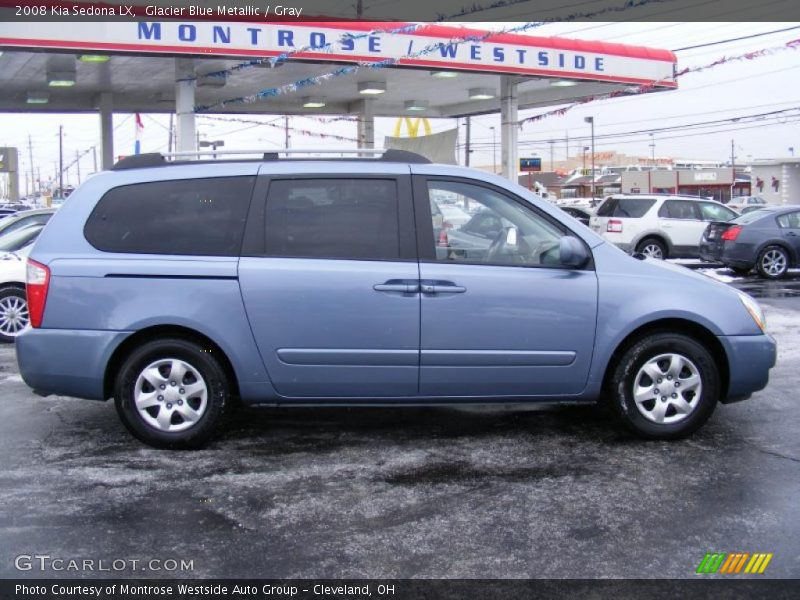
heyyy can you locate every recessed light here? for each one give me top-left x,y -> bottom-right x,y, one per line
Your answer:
78,55 -> 110,63
303,97 -> 326,108
358,81 -> 386,95
550,79 -> 578,87
431,71 -> 458,79
405,100 -> 428,111
468,87 -> 495,100
26,92 -> 49,104
47,70 -> 76,87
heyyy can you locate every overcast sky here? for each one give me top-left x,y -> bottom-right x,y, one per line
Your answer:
1,21 -> 799,190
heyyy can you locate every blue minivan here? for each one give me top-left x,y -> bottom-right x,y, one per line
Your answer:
16,151 -> 776,448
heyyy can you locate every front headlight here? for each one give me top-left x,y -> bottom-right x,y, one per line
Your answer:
738,291 -> 767,332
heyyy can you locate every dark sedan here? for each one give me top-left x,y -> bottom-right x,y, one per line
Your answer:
700,206 -> 800,278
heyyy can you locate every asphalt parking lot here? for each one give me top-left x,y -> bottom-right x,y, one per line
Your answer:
0,271 -> 798,580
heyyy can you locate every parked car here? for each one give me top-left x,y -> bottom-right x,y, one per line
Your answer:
700,206 -> 800,278
0,243 -> 33,342
0,208 -> 17,220
727,196 -> 767,213
558,206 -> 592,226
16,151 -> 775,448
0,224 -> 45,254
0,208 -> 56,238
589,194 -> 738,259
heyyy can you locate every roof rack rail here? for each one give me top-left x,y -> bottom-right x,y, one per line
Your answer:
112,148 -> 431,170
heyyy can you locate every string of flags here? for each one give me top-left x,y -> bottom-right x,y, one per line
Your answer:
198,114 -> 360,142
195,0 -> 669,111
518,37 -> 800,128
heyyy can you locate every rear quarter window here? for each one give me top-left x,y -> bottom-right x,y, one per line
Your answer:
84,177 -> 255,256
596,198 -> 655,218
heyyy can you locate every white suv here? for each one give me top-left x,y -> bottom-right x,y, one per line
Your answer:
589,195 -> 738,259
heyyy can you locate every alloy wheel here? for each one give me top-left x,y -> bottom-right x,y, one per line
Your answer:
761,249 -> 787,277
0,294 -> 30,338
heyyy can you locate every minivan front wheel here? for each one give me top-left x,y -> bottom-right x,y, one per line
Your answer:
114,338 -> 231,449
609,333 -> 719,439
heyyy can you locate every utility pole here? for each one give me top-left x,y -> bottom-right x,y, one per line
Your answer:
92,146 -> 98,173
548,140 -> 555,171
356,0 -> 363,18
284,116 -> 290,148
75,150 -> 81,185
565,131 -> 569,164
464,116 -> 471,166
730,139 -> 735,169
167,113 -> 174,154
58,125 -> 64,199
27,135 -> 35,196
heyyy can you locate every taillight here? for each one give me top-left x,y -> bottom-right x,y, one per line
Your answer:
721,225 -> 742,242
437,228 -> 449,247
607,219 -> 623,233
26,259 -> 50,328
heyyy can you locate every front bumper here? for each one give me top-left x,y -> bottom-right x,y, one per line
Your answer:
16,328 -> 131,400
718,333 -> 777,403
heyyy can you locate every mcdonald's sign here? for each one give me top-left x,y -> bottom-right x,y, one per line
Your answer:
393,117 -> 432,138
696,552 -> 773,575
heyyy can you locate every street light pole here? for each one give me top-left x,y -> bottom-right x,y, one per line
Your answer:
584,116 -> 595,198
649,133 -> 655,166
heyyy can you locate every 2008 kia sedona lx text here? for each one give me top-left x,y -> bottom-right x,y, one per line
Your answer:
16,150 -> 776,448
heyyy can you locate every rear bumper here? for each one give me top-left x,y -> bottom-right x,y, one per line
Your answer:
16,328 -> 131,400
718,333 -> 777,403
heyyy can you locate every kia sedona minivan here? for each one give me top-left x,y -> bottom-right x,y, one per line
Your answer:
16,150 -> 776,448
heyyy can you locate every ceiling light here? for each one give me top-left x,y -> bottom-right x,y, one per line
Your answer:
303,97 -> 326,108
405,100 -> 428,111
78,54 -> 110,63
47,71 -> 76,87
431,71 -> 458,79
550,79 -> 577,87
358,81 -> 387,95
468,87 -> 495,100
26,92 -> 49,104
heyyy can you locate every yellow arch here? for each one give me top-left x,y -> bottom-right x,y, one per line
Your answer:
393,117 -> 432,138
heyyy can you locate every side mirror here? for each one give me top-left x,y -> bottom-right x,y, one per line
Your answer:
559,236 -> 590,268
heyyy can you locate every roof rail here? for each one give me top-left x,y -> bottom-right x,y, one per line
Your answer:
112,148 -> 431,170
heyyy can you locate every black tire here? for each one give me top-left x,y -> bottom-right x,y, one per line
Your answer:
114,338 -> 231,449
756,245 -> 789,279
0,285 -> 29,344
635,237 -> 668,260
608,333 -> 720,440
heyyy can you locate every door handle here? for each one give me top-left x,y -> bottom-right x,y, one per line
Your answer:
373,281 -> 419,293
787,231 -> 798,237
420,282 -> 467,294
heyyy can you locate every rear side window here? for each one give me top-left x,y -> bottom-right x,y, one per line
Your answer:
264,179 -> 399,260
596,198 -> 655,218
777,211 -> 800,228
84,177 -> 255,256
699,202 -> 737,222
659,200 -> 699,220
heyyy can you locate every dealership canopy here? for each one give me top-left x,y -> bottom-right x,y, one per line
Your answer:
0,16 -> 677,177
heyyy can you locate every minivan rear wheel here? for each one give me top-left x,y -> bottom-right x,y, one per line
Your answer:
635,238 -> 667,260
608,333 -> 719,439
114,338 -> 231,449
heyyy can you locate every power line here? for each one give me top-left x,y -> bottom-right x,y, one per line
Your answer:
672,25 -> 800,52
